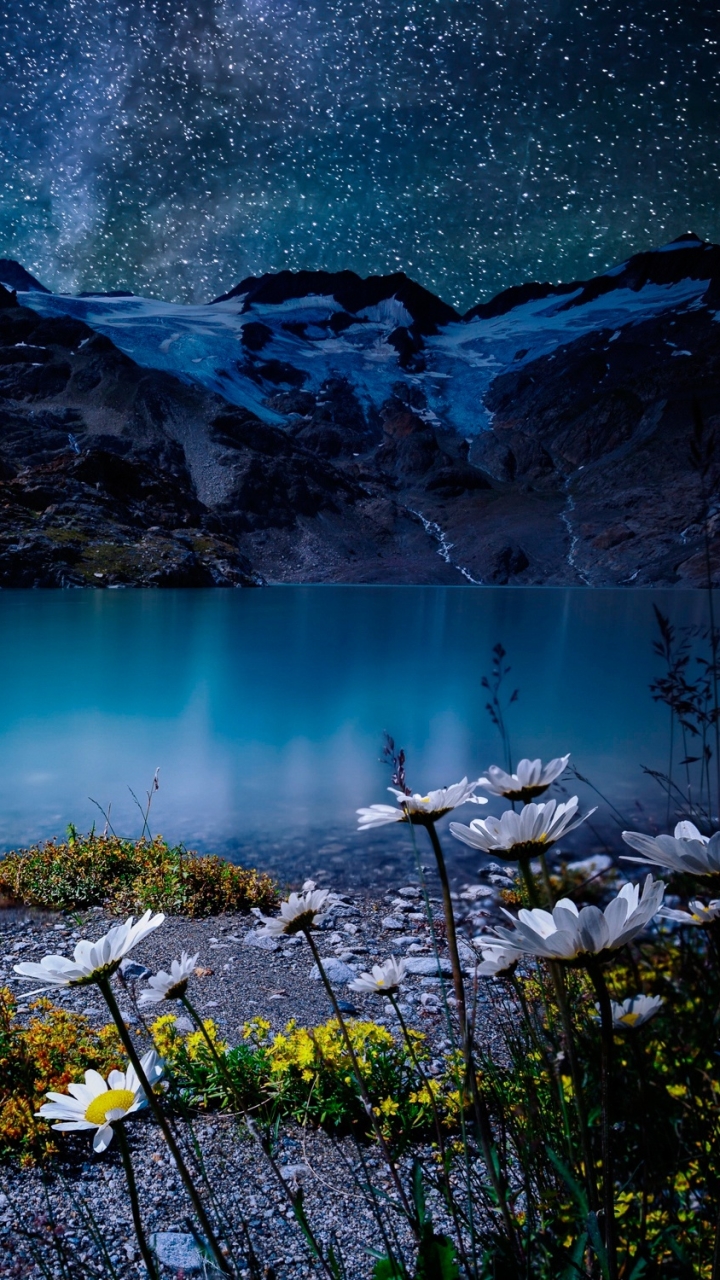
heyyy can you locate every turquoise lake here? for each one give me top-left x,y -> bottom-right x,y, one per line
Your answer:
0,587 -> 709,888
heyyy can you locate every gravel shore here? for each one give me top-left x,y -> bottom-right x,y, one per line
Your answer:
0,873 -> 508,1279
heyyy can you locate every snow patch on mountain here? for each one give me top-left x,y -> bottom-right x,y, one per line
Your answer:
15,247 -> 715,440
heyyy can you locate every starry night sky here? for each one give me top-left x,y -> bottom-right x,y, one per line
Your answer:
1,0 -> 718,310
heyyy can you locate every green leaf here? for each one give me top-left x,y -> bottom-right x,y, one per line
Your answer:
585,1212 -> 610,1280
545,1147 -> 589,1216
372,1257 -> 406,1280
411,1160 -> 427,1227
415,1232 -> 460,1280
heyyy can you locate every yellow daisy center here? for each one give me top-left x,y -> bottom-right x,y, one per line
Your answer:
85,1088 -> 136,1125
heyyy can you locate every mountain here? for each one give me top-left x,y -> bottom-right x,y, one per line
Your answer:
0,233 -> 718,587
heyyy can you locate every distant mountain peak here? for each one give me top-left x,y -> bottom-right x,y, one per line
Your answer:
0,259 -> 50,293
212,267 -> 459,335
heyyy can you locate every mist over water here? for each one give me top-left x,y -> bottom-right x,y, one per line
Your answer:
0,586 -> 708,886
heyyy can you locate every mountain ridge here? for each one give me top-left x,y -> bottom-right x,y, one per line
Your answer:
0,233 -> 718,588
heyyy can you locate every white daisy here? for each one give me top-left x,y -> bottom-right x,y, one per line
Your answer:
256,888 -> 336,937
609,994 -> 663,1030
473,941 -> 523,977
357,778 -> 484,830
349,957 -> 407,995
450,797 -> 594,861
474,755 -> 571,802
473,875 -> 664,964
36,1050 -> 163,1153
622,820 -> 720,876
138,952 -> 199,1006
659,899 -> 720,926
14,912 -> 165,988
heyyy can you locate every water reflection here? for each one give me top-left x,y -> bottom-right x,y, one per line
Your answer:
0,587 -> 708,886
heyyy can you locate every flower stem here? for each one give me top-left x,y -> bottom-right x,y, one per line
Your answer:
387,993 -> 472,1276
538,852 -> 555,907
586,962 -> 619,1280
96,978 -> 232,1277
302,929 -> 417,1232
548,962 -> 598,1214
519,856 -> 540,907
424,822 -> 520,1261
114,1123 -> 159,1280
179,994 -> 335,1279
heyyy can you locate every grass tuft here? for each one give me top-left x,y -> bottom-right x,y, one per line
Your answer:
0,832 -> 277,917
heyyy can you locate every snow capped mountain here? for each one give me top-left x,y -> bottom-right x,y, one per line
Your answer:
6,233 -> 718,444
0,234 -> 718,588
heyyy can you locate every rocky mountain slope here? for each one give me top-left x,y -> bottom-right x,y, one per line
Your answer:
1,232 -> 718,587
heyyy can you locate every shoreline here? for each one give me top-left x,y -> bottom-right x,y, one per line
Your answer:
0,882 -> 498,1278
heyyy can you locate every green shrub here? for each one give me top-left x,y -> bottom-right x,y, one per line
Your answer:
0,832 -> 277,917
149,1012 -> 449,1147
0,989 -> 124,1164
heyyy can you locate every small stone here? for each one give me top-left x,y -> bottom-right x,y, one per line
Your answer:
404,957 -> 453,976
420,992 -> 441,1010
309,957 -> 356,984
280,1163 -> 312,1184
382,916 -> 405,930
389,935 -> 422,951
335,998 -> 360,1015
243,930 -> 279,952
151,1232 -> 206,1273
397,886 -> 422,898
457,940 -> 477,970
460,884 -> 495,901
119,959 -> 151,981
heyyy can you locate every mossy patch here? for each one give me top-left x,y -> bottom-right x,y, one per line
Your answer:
0,832 -> 277,917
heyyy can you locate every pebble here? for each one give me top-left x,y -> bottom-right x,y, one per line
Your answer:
404,957 -> 452,976
151,1231 -> 206,1273
119,959 -> 151,981
243,930 -> 279,952
457,940 -> 477,969
389,935 -> 423,951
280,1163 -> 312,1184
381,916 -> 405,930
309,957 -> 356,984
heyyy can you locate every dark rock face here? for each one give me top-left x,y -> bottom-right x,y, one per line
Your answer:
0,303 -> 259,586
480,306 -> 720,585
0,261 -> 50,293
0,305 -> 460,586
279,377 -> 379,460
2,238 -> 720,588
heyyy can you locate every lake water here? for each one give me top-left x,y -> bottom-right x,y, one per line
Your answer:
0,586 -> 709,889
